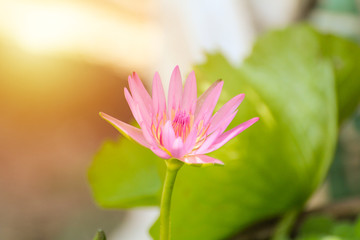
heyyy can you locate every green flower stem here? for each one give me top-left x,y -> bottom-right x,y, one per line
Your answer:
160,158 -> 184,240
93,229 -> 106,240
271,209 -> 300,240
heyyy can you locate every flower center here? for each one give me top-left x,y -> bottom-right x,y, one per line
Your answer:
172,111 -> 192,140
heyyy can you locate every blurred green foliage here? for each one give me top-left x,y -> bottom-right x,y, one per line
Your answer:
296,215 -> 360,240
88,24 -> 360,239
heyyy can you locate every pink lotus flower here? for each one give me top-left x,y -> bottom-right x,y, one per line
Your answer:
100,66 -> 259,165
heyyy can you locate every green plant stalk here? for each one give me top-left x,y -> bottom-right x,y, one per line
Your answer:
93,229 -> 106,240
160,159 -> 184,240
271,209 -> 300,240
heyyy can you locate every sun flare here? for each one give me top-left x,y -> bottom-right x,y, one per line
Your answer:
0,1 -> 161,68
2,3 -> 90,53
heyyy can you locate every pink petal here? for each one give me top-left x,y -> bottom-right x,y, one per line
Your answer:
195,111 -> 237,154
206,109 -> 238,140
194,129 -> 222,154
160,122 -> 186,158
137,116 -> 159,147
152,72 -> 166,116
194,80 -> 223,125
125,88 -> 152,129
183,125 -> 198,153
195,80 -> 223,116
99,112 -> 150,148
171,137 -> 185,159
204,117 -> 259,154
124,88 -> 143,125
180,71 -> 197,114
180,154 -> 224,165
123,93 -> 159,147
208,94 -> 244,133
128,72 -> 153,114
217,110 -> 238,133
128,112 -> 171,159
150,146 -> 171,159
168,66 -> 183,118
102,109 -> 171,160
161,121 -> 176,153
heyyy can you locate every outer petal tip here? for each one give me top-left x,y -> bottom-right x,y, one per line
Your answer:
99,112 -> 108,119
99,112 -> 151,148
168,65 -> 183,114
171,65 -> 181,78
252,117 -> 260,122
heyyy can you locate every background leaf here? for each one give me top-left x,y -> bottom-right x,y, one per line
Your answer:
318,34 -> 360,123
88,139 -> 162,208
